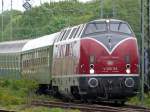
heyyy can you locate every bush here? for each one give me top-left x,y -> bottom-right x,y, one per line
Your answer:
0,78 -> 38,106
128,93 -> 150,108
21,107 -> 80,112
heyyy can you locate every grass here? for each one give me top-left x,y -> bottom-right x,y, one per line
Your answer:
0,78 -> 80,112
0,78 -> 38,109
128,93 -> 150,108
2,77 -> 150,111
21,107 -> 80,112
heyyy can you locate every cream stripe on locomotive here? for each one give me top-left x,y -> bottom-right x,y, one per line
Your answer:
52,74 -> 139,78
82,37 -> 137,55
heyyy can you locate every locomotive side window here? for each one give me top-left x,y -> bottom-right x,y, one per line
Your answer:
84,22 -> 106,35
59,30 -> 67,41
110,22 -> 132,34
77,24 -> 85,38
75,25 -> 82,38
73,27 -> 80,38
56,31 -> 64,42
63,29 -> 71,40
69,28 -> 77,39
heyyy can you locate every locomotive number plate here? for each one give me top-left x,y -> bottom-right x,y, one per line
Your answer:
103,67 -> 118,71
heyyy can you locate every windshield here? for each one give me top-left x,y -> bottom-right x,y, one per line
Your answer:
83,21 -> 133,36
84,22 -> 107,35
110,22 -> 132,34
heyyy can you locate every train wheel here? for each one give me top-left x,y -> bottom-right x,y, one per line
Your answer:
52,86 -> 61,98
120,100 -> 125,105
71,86 -> 80,99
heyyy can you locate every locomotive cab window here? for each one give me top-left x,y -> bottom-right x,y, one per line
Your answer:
110,22 -> 132,35
84,22 -> 107,35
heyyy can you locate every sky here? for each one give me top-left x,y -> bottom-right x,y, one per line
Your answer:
0,0 -> 92,13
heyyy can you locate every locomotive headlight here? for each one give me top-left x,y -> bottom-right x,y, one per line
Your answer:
90,69 -> 94,74
90,64 -> 94,74
126,64 -> 131,74
126,69 -> 131,74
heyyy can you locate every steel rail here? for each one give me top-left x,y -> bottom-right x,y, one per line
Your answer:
31,100 -> 150,112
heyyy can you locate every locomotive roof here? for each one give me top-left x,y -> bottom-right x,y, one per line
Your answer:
90,19 -> 126,23
22,32 -> 60,52
0,39 -> 29,54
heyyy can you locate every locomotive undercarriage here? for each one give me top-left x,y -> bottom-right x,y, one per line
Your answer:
78,76 -> 139,100
51,75 -> 139,102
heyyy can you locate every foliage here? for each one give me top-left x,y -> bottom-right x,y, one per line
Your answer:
0,78 -> 38,107
128,93 -> 150,108
21,107 -> 80,112
0,0 -> 140,41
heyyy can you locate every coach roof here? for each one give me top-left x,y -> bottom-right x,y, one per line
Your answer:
22,32 -> 60,52
0,39 -> 29,54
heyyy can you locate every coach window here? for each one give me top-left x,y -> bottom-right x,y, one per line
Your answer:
39,50 -> 41,65
2,56 -> 4,68
36,50 -> 38,58
5,55 -> 7,69
0,55 -> 1,68
47,48 -> 49,58
10,55 -> 13,69
12,56 -> 14,69
6,55 -> 8,69
15,56 -> 18,69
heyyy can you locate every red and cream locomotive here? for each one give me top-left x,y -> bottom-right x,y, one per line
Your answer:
52,19 -> 139,103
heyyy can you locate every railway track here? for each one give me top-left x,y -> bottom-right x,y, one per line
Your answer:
0,109 -> 16,112
31,99 -> 150,112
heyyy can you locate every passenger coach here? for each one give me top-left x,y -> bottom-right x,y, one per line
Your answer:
0,40 -> 29,78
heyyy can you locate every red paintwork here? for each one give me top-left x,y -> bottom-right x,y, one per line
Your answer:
79,37 -> 139,75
